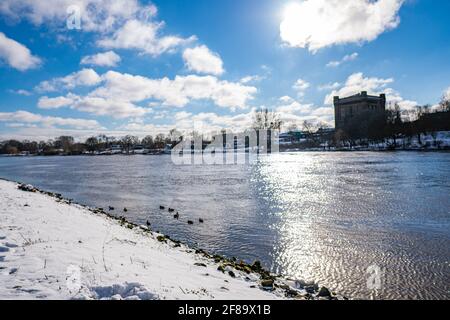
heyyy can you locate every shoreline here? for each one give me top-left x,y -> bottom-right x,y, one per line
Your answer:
0,178 -> 341,300
1,148 -> 449,160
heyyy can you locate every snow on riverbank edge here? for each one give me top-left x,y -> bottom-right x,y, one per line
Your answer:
0,179 -> 340,300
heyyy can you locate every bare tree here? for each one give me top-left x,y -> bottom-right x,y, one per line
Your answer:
141,135 -> 154,149
85,137 -> 99,153
439,95 -> 450,112
154,134 -> 166,149
121,135 -> 139,154
252,108 -> 282,130
301,120 -> 317,135
169,128 -> 182,144
56,136 -> 74,153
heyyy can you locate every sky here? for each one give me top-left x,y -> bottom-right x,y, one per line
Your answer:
0,0 -> 449,141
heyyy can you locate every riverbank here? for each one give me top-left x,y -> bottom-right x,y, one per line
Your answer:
0,179 -> 339,300
2,131 -> 449,157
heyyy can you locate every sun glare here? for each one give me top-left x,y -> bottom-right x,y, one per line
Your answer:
281,2 -> 308,46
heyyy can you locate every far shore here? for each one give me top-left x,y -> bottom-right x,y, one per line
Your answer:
1,147 -> 450,158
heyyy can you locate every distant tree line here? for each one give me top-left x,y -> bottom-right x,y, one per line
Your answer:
0,130 -> 183,155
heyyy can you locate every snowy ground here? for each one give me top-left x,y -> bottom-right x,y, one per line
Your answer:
0,179 -> 291,300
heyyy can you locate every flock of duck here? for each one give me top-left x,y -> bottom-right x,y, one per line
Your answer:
107,205 -> 205,228
160,205 -> 204,225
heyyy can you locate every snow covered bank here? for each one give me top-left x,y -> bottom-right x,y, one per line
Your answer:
0,179 -> 337,300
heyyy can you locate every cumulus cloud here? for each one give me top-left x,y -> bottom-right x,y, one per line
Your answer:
182,45 -> 224,76
280,0 -> 404,51
0,32 -> 41,71
38,95 -> 75,109
278,102 -> 313,115
80,51 -> 121,67
35,68 -> 101,92
292,78 -> 310,97
279,96 -> 294,103
0,1 -> 194,57
327,52 -> 359,68
90,71 -> 257,110
98,19 -> 195,56
71,96 -> 148,119
38,93 -> 148,119
0,110 -> 102,130
318,82 -> 341,91
34,70 -> 257,118
324,72 -> 417,111
0,0 -> 154,33
324,72 -> 392,104
274,95 -> 334,128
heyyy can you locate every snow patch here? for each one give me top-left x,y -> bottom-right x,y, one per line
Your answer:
82,283 -> 158,300
0,179 -> 280,300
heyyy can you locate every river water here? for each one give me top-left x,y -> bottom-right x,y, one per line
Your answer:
0,152 -> 449,299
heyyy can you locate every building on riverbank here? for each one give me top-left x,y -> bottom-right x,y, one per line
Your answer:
334,91 -> 386,130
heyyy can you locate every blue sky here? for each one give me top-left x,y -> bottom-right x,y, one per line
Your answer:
0,0 -> 449,140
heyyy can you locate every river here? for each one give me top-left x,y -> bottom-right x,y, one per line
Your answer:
0,151 -> 449,299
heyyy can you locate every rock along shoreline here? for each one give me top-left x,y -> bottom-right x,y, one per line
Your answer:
1,178 -> 345,300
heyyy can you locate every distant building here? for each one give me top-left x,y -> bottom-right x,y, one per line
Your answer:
334,91 -> 386,130
279,131 -> 307,144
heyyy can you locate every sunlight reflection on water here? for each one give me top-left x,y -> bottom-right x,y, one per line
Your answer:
0,151 -> 449,299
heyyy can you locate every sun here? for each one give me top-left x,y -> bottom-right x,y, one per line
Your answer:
280,2 -> 308,46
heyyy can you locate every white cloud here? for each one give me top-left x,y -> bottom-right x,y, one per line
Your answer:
35,68 -> 101,92
38,93 -> 148,119
327,52 -> 359,68
444,87 -> 450,100
318,82 -> 341,91
182,45 -> 224,76
0,1 -> 194,58
240,65 -> 271,84
240,75 -> 265,84
80,51 -> 121,67
277,101 -> 312,115
324,72 -> 417,112
0,110 -> 102,130
0,32 -> 41,71
279,96 -> 294,103
71,96 -> 148,119
292,78 -> 310,97
10,89 -> 32,96
34,70 -> 256,118
293,79 -> 310,91
0,0 -> 154,33
280,0 -> 404,51
311,107 -> 334,117
324,72 -> 392,104
38,95 -> 75,109
98,19 -> 195,56
273,95 -> 334,128
90,71 -> 257,110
